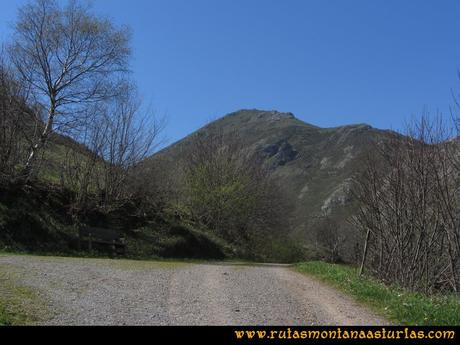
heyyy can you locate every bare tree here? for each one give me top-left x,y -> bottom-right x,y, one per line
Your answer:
352,115 -> 460,293
315,214 -> 346,263
9,0 -> 131,180
59,104 -> 106,214
94,88 -> 163,210
58,87 -> 163,225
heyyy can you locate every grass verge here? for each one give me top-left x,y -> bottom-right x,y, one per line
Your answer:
0,264 -> 49,325
295,261 -> 460,326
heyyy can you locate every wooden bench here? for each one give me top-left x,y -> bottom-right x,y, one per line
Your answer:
78,226 -> 126,256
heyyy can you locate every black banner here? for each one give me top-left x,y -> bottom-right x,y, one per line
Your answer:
0,326 -> 458,344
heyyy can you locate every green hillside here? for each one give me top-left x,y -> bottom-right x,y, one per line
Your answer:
0,132 -> 232,260
147,109 -> 397,261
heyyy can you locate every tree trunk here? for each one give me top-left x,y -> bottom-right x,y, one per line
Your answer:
359,229 -> 371,276
22,104 -> 55,181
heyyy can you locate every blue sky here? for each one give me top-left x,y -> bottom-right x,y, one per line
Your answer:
1,0 -> 460,146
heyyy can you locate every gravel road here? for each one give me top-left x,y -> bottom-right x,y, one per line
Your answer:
0,255 -> 387,325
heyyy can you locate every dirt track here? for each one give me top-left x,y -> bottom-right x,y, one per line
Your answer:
0,255 -> 387,325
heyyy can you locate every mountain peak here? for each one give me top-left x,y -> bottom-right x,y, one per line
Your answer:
228,109 -> 296,121
211,109 -> 321,131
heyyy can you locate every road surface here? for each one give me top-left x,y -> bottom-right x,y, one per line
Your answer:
0,255 -> 387,325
